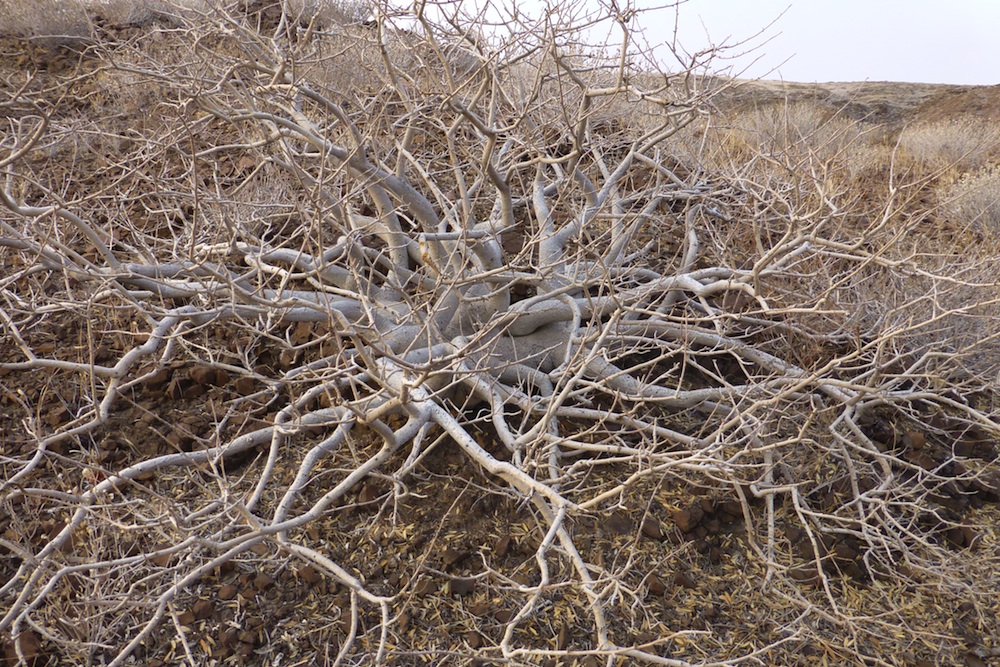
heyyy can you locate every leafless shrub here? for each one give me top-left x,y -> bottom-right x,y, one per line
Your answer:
1,2 -> 999,666
0,0 -> 369,43
944,165 -> 1000,235
898,116 -> 1000,170
668,101 -> 893,199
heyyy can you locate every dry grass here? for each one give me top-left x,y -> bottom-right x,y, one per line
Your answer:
670,101 -> 890,192
898,117 -> 1000,172
0,0 -> 92,41
0,0 -> 368,43
664,99 -> 1000,387
943,166 -> 1000,237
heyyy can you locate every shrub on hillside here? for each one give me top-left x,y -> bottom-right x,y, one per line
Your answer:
944,165 -> 1000,235
672,101 -> 886,188
898,116 -> 1000,171
0,0 -> 367,43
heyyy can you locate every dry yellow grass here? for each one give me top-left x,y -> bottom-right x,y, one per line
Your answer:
898,117 -> 1000,171
942,166 -> 1000,236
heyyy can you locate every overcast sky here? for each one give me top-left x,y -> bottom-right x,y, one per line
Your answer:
647,0 -> 1000,85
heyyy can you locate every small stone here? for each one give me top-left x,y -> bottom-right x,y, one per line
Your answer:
297,564 -> 322,584
965,652 -> 988,667
234,376 -> 257,395
789,562 -> 821,585
442,548 -> 470,569
193,599 -> 214,620
647,573 -> 666,597
468,601 -> 490,615
149,551 -> 172,567
290,321 -> 313,345
253,573 -> 274,591
556,621 -> 570,650
494,609 -> 514,624
165,376 -> 185,400
673,571 -> 697,589
414,577 -> 436,596
673,505 -> 704,533
902,430 -> 925,450
4,630 -> 43,667
447,576 -> 476,596
719,500 -> 743,520
601,510 -> 632,536
177,610 -> 196,626
466,631 -> 482,649
218,584 -> 238,600
219,628 -> 239,647
904,450 -> 937,471
641,517 -> 663,540
182,382 -> 206,399
144,367 -> 172,390
44,404 -> 71,427
358,482 -> 380,504
494,535 -> 512,558
189,366 -> 216,385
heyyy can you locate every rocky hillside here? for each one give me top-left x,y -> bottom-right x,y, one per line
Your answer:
711,78 -> 1000,129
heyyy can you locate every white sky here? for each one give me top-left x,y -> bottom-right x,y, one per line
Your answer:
653,0 -> 1000,85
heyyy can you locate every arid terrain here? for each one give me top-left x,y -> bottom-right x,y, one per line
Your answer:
716,78 -> 1000,126
2,3 -> 1000,667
